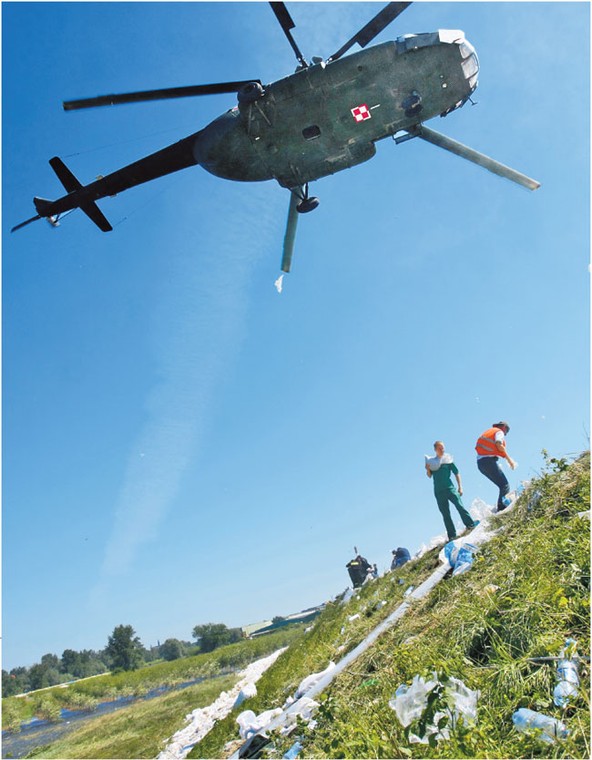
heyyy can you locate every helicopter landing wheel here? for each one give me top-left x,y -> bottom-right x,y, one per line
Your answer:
296,196 -> 319,213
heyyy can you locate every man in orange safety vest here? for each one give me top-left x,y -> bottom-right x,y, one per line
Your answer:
475,421 -> 516,512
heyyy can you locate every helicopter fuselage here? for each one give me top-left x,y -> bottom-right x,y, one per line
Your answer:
196,31 -> 479,189
18,28 -> 482,235
14,4 -> 538,246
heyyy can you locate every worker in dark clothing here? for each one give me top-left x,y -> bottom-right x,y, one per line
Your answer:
346,554 -> 370,588
390,547 -> 411,570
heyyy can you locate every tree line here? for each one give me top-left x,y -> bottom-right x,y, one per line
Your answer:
2,622 -> 243,697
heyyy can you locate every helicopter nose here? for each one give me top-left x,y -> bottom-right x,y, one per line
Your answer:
458,37 -> 479,93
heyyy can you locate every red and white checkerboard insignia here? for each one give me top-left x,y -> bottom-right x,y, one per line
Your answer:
351,104 -> 371,122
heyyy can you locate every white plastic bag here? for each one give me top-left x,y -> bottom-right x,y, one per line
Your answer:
416,532 -> 448,560
389,674 -> 479,744
439,540 -> 478,575
389,674 -> 438,727
469,497 -> 495,522
452,544 -> 477,576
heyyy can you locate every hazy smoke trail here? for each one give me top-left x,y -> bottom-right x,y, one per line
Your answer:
91,183 -> 283,602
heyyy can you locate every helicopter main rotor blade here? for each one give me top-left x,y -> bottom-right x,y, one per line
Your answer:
281,191 -> 300,273
63,81 -> 262,111
328,2 -> 412,62
414,125 -> 541,191
269,2 -> 308,68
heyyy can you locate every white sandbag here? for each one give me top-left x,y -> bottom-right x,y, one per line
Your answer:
294,662 -> 336,699
236,708 -> 283,740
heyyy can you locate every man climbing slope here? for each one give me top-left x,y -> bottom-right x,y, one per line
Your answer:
475,421 -> 516,512
426,441 -> 478,540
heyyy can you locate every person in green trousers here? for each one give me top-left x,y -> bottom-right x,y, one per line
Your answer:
425,441 -> 478,540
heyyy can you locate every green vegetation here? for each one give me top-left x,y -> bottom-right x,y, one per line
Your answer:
191,538 -> 451,758
3,651 -> 109,697
2,626 -> 303,731
192,623 -> 242,653
160,638 -> 188,661
191,452 -> 589,759
3,621 -> 248,697
7,454 -> 588,759
27,673 -> 238,759
105,624 -> 144,672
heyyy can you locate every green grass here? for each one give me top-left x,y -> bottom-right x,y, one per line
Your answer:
190,540 -> 456,758
12,454 -> 589,759
2,626 -> 303,731
26,673 -> 238,759
191,452 -> 590,759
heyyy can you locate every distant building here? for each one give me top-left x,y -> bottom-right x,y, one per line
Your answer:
242,606 -> 324,638
241,620 -> 273,637
283,608 -> 323,624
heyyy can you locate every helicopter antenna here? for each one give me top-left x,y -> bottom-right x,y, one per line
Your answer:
269,3 -> 308,68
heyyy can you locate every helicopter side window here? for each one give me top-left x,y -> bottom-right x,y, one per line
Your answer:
302,125 -> 321,141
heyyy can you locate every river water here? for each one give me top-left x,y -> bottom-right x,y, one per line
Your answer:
2,674 -> 226,759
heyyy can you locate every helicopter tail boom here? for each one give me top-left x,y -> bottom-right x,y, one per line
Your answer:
13,132 -> 202,234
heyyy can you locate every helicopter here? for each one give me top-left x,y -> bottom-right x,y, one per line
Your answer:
12,1 -> 540,273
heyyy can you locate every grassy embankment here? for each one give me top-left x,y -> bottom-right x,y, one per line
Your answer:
190,452 -> 589,759
24,673 -> 238,760
2,626 -> 302,757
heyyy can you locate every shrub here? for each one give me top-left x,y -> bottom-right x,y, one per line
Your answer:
36,697 -> 62,723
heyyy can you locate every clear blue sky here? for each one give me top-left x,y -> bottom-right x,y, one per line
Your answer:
2,2 -> 589,670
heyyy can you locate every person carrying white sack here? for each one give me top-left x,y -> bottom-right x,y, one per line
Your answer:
425,441 -> 478,541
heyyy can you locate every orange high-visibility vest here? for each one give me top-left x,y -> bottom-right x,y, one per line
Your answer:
475,427 -> 507,457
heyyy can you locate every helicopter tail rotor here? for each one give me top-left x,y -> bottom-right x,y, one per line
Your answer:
10,214 -> 42,233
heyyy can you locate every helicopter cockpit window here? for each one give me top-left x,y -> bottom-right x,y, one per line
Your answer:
302,125 -> 321,141
459,41 -> 475,59
462,55 -> 478,79
459,40 -> 479,84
